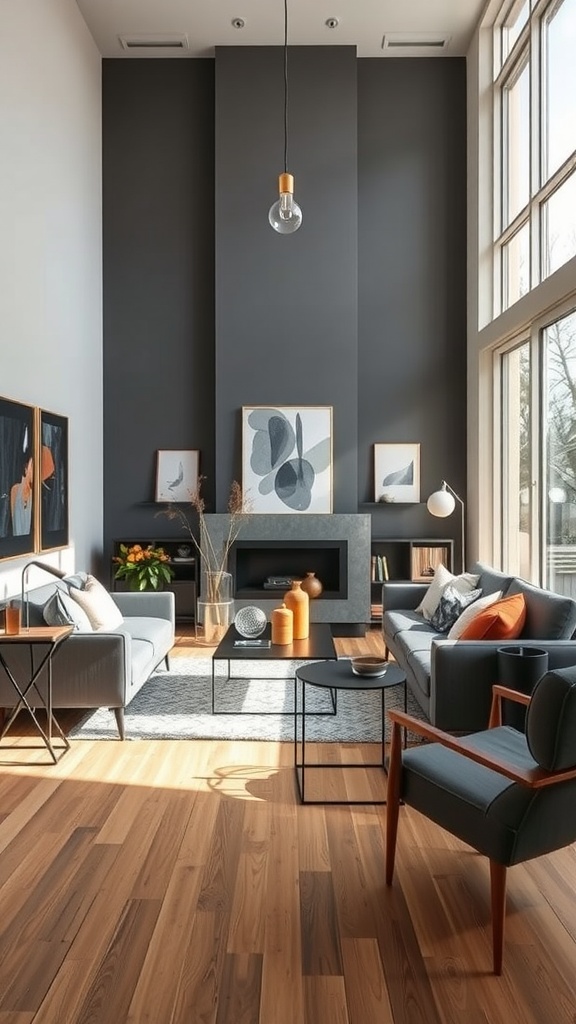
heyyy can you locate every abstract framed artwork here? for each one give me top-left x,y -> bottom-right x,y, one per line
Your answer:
0,396 -> 37,559
39,408 -> 69,551
374,443 -> 421,504
155,449 -> 200,502
242,406 -> 333,513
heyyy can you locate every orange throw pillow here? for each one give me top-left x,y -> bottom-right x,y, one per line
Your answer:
459,592 -> 526,640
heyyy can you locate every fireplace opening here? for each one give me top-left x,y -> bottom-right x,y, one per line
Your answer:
229,540 -> 348,600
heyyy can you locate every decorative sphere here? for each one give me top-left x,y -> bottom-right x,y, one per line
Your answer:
234,605 -> 267,639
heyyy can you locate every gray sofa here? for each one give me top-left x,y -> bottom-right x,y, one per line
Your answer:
0,583 -> 175,739
382,561 -> 576,732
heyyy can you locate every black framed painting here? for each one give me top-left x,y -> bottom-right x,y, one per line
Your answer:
39,408 -> 69,551
0,396 -> 37,559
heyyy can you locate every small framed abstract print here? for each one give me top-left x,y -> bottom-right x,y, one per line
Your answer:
374,443 -> 421,504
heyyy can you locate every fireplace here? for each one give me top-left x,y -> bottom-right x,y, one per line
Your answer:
203,514 -> 370,635
230,540 -> 348,600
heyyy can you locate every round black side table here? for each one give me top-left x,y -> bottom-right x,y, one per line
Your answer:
497,646 -> 549,730
294,659 -> 407,805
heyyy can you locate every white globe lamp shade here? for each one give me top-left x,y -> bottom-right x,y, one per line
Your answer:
427,488 -> 456,518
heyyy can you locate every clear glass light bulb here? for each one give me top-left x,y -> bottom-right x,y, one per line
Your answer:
268,173 -> 302,234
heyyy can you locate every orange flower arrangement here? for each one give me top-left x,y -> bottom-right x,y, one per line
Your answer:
113,543 -> 175,592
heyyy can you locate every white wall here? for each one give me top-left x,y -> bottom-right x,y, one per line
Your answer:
0,0 -> 102,597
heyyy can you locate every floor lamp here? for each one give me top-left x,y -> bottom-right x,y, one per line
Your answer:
426,481 -> 466,573
20,561 -> 67,629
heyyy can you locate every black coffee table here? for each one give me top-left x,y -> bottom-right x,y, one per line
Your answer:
211,622 -> 337,714
294,659 -> 407,804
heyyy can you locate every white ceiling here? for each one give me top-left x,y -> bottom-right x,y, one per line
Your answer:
75,0 -> 487,59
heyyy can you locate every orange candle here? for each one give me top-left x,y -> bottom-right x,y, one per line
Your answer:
271,603 -> 293,645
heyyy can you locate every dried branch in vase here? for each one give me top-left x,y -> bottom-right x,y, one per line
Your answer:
157,477 -> 248,601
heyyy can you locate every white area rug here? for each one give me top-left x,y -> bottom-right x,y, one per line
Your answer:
69,657 -> 423,741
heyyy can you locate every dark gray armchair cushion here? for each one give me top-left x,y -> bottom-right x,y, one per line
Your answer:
527,667 -> 576,770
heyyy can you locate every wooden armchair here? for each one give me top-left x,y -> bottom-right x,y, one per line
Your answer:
385,666 -> 576,974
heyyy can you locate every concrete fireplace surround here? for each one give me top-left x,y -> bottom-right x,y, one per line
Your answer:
204,514 -> 371,635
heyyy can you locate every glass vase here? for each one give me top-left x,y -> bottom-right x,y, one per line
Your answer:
198,571 -> 234,643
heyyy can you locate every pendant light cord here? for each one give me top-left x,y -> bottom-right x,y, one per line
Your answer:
283,0 -> 288,173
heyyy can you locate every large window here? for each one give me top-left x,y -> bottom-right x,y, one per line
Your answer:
495,0 -> 576,312
498,308 -> 576,590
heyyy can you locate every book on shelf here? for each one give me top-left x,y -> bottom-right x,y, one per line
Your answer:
371,554 -> 389,583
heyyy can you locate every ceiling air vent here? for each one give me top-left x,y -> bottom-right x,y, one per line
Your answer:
381,33 -> 450,51
119,34 -> 190,52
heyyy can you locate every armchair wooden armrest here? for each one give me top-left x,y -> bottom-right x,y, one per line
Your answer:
489,684 -> 531,728
387,709 -> 576,789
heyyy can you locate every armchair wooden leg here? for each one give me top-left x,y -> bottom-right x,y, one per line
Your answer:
489,859 -> 507,975
385,721 -> 403,885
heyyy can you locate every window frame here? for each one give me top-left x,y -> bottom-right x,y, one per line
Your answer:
493,0 -> 576,314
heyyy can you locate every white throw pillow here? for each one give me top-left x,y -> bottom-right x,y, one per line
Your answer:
416,564 -> 480,622
447,589 -> 503,639
69,575 -> 124,631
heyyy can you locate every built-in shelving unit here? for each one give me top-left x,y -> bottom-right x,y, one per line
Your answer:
370,537 -> 454,623
111,538 -> 197,622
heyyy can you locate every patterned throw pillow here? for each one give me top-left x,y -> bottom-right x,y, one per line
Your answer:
416,564 -> 481,621
430,585 -> 482,633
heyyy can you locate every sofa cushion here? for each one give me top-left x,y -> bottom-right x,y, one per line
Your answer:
43,588 -> 93,632
69,576 -> 124,631
118,615 -> 173,665
430,586 -> 482,633
459,593 -> 526,640
416,564 -> 480,621
383,609 -> 436,642
506,578 -> 576,640
447,590 -> 503,639
469,562 -> 514,597
405,648 -> 433,700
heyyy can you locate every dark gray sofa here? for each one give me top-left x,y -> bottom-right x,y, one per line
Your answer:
0,583 -> 175,739
382,561 -> 576,732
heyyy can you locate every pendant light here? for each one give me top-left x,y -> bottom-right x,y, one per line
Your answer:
268,0 -> 302,234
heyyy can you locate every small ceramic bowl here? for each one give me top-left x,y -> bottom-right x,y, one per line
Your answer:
351,656 -> 388,678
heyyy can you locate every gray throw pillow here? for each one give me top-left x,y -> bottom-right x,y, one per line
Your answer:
430,585 -> 482,633
43,586 -> 93,632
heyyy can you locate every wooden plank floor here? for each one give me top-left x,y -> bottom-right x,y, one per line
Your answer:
0,626 -> 575,1023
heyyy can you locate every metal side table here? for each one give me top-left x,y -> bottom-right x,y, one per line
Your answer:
294,659 -> 407,805
0,625 -> 73,763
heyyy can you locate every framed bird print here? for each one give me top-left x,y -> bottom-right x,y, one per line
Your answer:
155,450 -> 200,503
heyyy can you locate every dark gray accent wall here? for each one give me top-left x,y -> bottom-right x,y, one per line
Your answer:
101,54 -> 467,568
214,47 -> 358,511
357,58 -> 467,563
102,59 -> 215,559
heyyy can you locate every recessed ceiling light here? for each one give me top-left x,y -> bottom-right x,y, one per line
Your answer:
325,17 -> 339,29
231,17 -> 245,30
